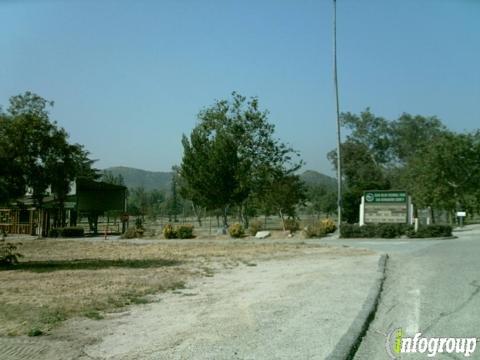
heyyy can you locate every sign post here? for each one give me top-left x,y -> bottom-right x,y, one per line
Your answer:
456,211 -> 466,227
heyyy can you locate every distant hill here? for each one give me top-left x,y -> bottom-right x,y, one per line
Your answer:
104,166 -> 173,191
299,170 -> 337,191
104,166 -> 336,192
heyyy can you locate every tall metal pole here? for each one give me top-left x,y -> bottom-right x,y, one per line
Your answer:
333,0 -> 342,230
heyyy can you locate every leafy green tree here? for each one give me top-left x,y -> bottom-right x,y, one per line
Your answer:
405,132 -> 480,219
0,92 -> 96,217
261,172 -> 306,230
127,186 -> 149,219
390,113 -> 447,165
329,140 -> 389,223
0,114 -> 26,204
306,184 -> 337,217
179,92 -> 303,227
166,171 -> 183,222
329,108 -> 454,223
101,171 -> 125,186
340,109 -> 392,165
147,189 -> 165,220
179,127 -> 241,226
7,91 -> 54,120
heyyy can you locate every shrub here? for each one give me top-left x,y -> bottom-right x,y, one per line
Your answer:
60,227 -> 85,238
175,225 -> 194,239
283,219 -> 299,232
340,224 -> 363,238
340,223 -> 412,239
0,238 -> 23,266
304,223 -> 327,238
27,328 -> 43,337
163,224 -> 177,239
304,218 -> 338,238
121,227 -> 139,239
135,217 -> 144,229
361,224 -> 380,238
375,224 -> 399,238
49,227 -> 84,238
407,225 -> 452,238
48,228 -> 60,238
145,229 -> 156,237
228,223 -> 244,238
319,218 -> 337,234
249,220 -> 263,236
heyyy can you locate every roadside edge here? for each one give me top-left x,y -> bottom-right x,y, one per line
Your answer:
326,254 -> 388,360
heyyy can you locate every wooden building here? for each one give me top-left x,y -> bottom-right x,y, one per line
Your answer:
0,178 -> 127,236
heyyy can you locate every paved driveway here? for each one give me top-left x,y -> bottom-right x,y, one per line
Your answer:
322,225 -> 480,359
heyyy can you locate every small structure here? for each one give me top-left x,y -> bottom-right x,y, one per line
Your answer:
0,178 -> 127,236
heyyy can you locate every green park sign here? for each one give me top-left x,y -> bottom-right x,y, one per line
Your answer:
364,191 -> 407,204
363,191 -> 409,224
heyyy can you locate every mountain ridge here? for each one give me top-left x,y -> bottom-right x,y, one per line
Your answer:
104,166 -> 336,192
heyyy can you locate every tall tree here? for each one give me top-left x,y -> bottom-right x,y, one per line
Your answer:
0,114 -> 26,204
179,93 -> 303,227
261,171 -> 306,230
167,172 -> 182,222
101,171 -> 125,186
390,113 -> 447,165
0,91 -> 96,217
405,132 -> 480,218
340,109 -> 392,165
179,127 -> 241,226
306,184 -> 337,218
329,140 -> 389,223
127,187 -> 149,219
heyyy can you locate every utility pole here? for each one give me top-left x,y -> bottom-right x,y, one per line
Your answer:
333,0 -> 342,230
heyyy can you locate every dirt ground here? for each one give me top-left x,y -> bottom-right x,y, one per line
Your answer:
0,236 -> 352,337
0,237 -> 378,360
0,239 -> 373,359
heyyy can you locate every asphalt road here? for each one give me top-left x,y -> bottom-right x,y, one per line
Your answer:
324,225 -> 480,359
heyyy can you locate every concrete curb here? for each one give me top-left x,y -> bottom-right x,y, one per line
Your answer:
326,254 -> 388,360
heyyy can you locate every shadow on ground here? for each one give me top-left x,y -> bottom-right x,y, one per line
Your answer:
0,258 -> 182,272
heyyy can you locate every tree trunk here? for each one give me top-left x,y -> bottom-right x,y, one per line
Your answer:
223,206 -> 229,228
279,210 -> 286,231
240,204 -> 249,229
192,203 -> 202,227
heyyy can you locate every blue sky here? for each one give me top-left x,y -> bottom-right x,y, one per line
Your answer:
1,0 -> 479,175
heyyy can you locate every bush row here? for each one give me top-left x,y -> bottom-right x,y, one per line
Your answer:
407,225 -> 452,238
49,227 -> 85,238
340,223 -> 410,239
340,223 -> 452,239
163,224 -> 194,239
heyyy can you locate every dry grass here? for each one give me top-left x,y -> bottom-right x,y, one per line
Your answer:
0,238 -> 366,336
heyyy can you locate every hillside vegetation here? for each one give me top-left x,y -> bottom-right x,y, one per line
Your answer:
105,166 -> 335,192
104,166 -> 173,191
